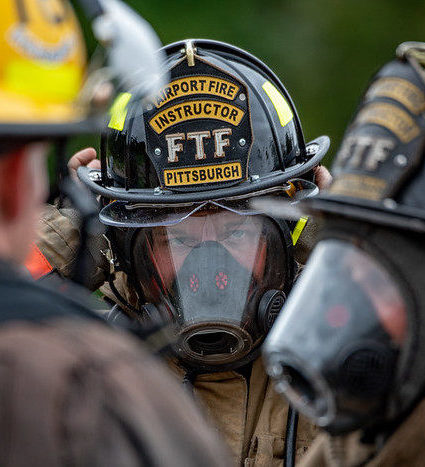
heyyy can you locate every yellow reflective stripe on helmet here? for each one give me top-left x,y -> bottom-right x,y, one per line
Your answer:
262,81 -> 294,127
108,92 -> 132,131
291,216 -> 309,245
4,60 -> 82,102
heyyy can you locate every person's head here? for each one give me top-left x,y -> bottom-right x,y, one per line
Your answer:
81,39 -> 330,371
0,0 -> 85,262
0,0 -> 114,265
264,43 -> 425,436
0,143 -> 48,263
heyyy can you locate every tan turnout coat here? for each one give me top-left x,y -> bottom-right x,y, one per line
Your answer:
299,399 -> 425,467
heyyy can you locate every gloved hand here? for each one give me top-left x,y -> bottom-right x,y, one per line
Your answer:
27,148 -> 109,290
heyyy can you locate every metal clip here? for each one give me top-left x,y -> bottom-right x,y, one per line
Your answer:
101,234 -> 117,273
184,40 -> 197,67
396,42 -> 425,87
89,170 -> 103,182
305,143 -> 319,156
396,42 -> 425,65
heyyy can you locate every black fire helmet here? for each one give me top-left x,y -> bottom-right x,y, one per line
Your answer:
78,39 -> 330,204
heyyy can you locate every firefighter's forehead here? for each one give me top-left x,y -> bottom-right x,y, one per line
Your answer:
164,212 -> 260,234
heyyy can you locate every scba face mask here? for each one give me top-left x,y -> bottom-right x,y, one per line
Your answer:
264,236 -> 412,434
175,241 -> 260,366
131,203 -> 295,371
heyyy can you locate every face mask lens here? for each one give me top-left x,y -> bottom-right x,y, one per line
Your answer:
132,206 -> 291,368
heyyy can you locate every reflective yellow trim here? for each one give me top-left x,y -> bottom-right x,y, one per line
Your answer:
108,92 -> 132,131
262,81 -> 293,127
291,216 -> 308,245
4,60 -> 82,102
355,102 -> 419,143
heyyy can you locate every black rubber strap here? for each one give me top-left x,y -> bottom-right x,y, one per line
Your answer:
283,406 -> 299,467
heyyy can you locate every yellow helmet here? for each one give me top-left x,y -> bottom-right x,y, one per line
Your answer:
0,0 -> 101,137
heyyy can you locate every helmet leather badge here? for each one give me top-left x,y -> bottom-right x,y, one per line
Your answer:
144,55 -> 253,191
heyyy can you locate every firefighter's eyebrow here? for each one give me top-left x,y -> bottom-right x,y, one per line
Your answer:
221,222 -> 245,230
222,219 -> 257,230
167,227 -> 194,237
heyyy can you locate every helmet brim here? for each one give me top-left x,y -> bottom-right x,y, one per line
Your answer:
98,183 -> 318,227
299,194 -> 425,233
80,135 -> 329,204
0,115 -> 107,140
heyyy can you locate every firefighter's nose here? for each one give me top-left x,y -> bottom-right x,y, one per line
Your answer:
201,218 -> 217,242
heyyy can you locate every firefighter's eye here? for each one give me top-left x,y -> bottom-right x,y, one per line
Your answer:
229,229 -> 246,239
170,236 -> 195,247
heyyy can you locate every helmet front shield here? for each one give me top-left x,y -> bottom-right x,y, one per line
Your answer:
98,178 -> 319,227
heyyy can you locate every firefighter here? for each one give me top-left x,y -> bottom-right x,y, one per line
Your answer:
33,39 -> 332,465
264,42 -> 425,467
0,2 -> 229,465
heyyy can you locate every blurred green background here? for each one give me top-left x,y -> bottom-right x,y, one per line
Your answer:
71,0 -> 425,167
